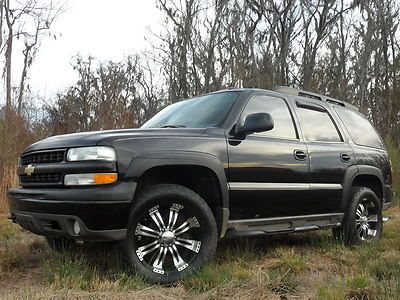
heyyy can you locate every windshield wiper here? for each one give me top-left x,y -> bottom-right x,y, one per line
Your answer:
160,124 -> 186,128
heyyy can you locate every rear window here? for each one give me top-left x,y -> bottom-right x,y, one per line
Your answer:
334,107 -> 384,149
297,106 -> 342,142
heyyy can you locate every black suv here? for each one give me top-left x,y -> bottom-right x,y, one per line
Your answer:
8,86 -> 394,283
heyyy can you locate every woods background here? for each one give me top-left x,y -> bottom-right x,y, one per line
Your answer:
1,0 -> 399,212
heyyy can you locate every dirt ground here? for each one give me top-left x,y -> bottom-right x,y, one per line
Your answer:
0,206 -> 399,299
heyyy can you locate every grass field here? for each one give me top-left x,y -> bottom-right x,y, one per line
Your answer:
0,201 -> 399,299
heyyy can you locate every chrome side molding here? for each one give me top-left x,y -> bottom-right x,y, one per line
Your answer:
228,182 -> 342,191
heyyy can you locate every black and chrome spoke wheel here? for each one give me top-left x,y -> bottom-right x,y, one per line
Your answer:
124,184 -> 217,283
343,187 -> 383,246
134,203 -> 202,274
355,200 -> 379,241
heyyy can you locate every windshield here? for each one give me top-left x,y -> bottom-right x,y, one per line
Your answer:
141,91 -> 240,129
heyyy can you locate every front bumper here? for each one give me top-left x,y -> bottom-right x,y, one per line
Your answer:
10,211 -> 127,241
7,181 -> 136,241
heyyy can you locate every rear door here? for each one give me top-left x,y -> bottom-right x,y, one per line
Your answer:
294,100 -> 355,213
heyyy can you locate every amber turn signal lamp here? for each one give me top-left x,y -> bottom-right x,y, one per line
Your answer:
93,173 -> 118,185
64,173 -> 118,186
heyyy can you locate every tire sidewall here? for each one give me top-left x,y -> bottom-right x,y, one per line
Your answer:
124,184 -> 218,284
344,187 -> 383,245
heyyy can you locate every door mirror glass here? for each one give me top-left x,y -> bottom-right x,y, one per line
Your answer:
237,113 -> 274,135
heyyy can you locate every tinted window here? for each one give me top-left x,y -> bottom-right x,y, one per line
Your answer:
335,107 -> 383,149
297,106 -> 341,142
142,91 -> 240,128
242,95 -> 297,139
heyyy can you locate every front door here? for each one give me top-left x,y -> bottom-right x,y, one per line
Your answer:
227,94 -> 310,219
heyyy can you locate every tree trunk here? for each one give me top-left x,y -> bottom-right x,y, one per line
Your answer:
0,0 -> 4,50
4,0 -> 13,118
5,25 -> 12,109
17,45 -> 32,114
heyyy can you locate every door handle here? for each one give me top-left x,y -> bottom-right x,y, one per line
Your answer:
341,153 -> 351,162
294,150 -> 307,161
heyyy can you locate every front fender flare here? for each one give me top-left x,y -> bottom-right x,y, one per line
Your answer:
126,152 -> 229,208
125,151 -> 230,236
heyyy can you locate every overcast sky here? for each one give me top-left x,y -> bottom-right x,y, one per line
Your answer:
26,0 -> 160,99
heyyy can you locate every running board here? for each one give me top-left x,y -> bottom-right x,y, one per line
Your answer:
225,213 -> 343,238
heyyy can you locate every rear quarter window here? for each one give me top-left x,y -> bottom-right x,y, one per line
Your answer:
334,107 -> 384,149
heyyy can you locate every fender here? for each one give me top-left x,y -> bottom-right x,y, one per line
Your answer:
125,151 -> 230,237
126,151 -> 229,208
341,165 -> 385,210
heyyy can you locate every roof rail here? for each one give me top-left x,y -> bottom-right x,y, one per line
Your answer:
273,86 -> 358,111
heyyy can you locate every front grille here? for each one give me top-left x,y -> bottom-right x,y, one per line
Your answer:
20,150 -> 65,165
20,173 -> 61,184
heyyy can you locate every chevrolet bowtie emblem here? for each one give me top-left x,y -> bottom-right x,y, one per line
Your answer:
24,164 -> 35,176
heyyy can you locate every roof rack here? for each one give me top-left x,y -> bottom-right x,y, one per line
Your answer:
273,86 -> 358,111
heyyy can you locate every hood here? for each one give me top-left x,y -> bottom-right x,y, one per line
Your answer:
22,128 -> 209,153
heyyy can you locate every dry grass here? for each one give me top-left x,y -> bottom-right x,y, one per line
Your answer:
0,204 -> 399,299
0,164 -> 17,214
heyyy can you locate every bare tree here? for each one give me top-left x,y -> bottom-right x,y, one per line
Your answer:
300,0 -> 354,90
352,2 -> 375,112
4,0 -> 14,110
0,0 -> 4,50
45,55 -> 164,134
155,0 -> 202,102
267,0 -> 301,86
17,1 -> 63,114
2,0 -> 64,116
4,0 -> 400,148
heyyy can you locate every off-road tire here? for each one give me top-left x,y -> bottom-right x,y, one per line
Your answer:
341,187 -> 383,246
123,184 -> 218,284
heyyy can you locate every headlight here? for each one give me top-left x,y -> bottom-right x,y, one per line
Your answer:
64,173 -> 118,186
67,146 -> 116,162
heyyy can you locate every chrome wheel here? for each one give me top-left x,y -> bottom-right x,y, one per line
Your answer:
342,187 -> 382,246
355,199 -> 379,241
134,203 -> 202,275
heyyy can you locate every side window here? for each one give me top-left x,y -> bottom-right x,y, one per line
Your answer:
297,105 -> 342,142
242,95 -> 297,139
334,107 -> 383,149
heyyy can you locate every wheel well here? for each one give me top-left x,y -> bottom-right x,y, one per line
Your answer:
135,165 -> 224,234
352,174 -> 383,204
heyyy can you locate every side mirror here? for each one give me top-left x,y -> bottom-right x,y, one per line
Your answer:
237,113 -> 274,135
